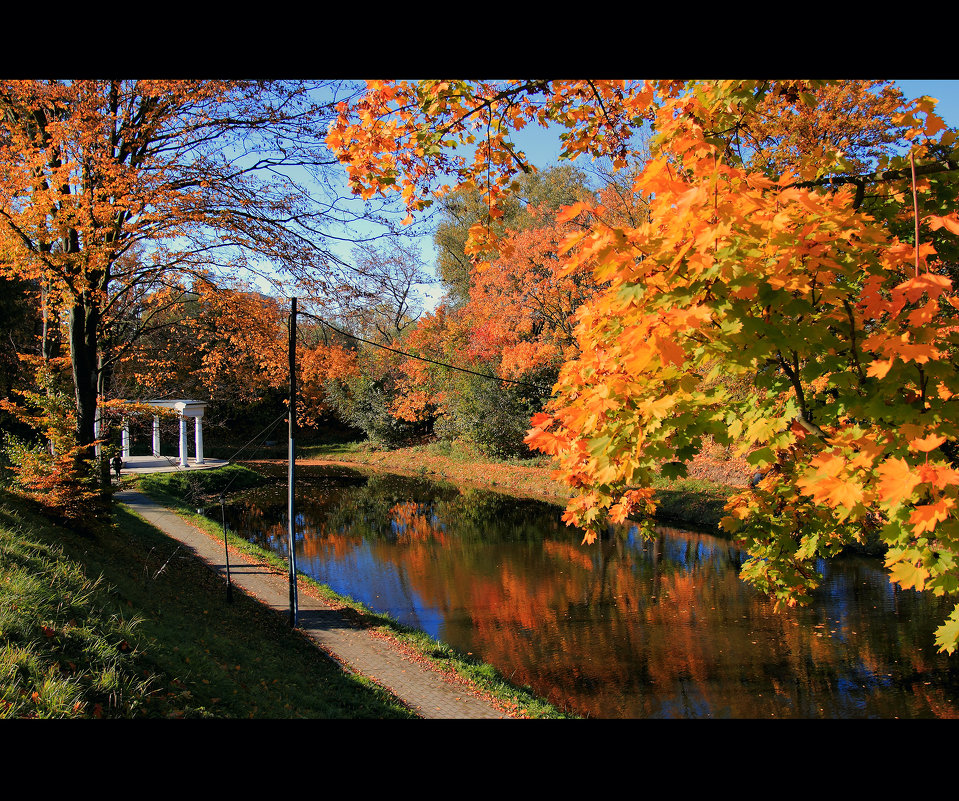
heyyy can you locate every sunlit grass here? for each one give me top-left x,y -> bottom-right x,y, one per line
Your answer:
0,498 -> 152,718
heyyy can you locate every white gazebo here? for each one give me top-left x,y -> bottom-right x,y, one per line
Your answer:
121,399 -> 209,468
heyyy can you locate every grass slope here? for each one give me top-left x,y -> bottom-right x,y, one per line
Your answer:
0,487 -> 415,718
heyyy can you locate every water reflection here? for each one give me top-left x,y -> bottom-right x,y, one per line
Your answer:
216,465 -> 959,718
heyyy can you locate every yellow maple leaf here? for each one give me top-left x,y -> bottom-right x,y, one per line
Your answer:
888,560 -> 930,592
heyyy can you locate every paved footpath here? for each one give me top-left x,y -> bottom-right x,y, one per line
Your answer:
115,490 -> 514,719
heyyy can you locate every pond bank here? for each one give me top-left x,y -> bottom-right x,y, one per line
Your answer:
116,488 -> 518,719
281,445 -> 886,554
250,443 -> 751,535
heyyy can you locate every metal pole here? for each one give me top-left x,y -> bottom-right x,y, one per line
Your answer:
220,494 -> 233,603
287,296 -> 299,627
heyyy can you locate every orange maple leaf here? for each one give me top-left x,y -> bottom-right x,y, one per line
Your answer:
866,357 -> 895,379
909,433 -> 947,453
876,457 -> 922,506
909,497 -> 955,535
894,273 -> 952,305
928,213 -> 959,235
823,477 -> 865,509
555,201 -> 591,223
917,462 -> 959,490
654,334 -> 686,367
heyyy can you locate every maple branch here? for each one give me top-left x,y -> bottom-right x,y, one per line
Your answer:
786,158 -> 959,196
433,80 -> 551,137
793,415 -> 828,440
842,298 -> 867,388
775,347 -> 827,439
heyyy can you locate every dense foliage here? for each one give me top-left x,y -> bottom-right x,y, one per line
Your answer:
327,79 -> 959,653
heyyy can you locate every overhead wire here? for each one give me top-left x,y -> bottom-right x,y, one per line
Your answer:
293,307 -> 555,394
139,409 -> 289,499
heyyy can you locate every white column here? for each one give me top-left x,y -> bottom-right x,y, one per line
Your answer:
179,416 -> 188,467
122,421 -> 130,459
152,416 -> 161,457
194,417 -> 204,464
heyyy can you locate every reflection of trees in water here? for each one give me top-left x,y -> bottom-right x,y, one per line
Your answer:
218,466 -> 959,718
311,472 -> 573,547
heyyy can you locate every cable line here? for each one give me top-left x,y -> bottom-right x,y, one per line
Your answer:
294,308 -> 555,394
155,409 -> 288,496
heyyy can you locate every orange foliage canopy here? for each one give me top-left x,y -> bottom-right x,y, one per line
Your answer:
0,80 -> 354,462
117,279 -> 362,430
467,205 -> 599,379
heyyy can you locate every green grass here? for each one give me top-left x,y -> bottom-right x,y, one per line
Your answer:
0,488 -> 415,718
300,440 -> 553,468
651,477 -> 737,533
0,503 -> 149,718
299,442 -> 366,458
134,462 -> 268,506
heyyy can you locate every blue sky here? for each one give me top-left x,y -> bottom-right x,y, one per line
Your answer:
508,80 -> 959,168
897,80 -> 959,127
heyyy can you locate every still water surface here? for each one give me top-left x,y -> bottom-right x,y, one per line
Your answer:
214,465 -> 959,718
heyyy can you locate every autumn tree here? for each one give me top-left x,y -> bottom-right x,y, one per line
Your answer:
321,337 -> 427,447
0,79 -> 398,502
327,79 -> 959,653
364,164 -> 607,455
321,239 -> 433,345
469,201 -> 605,379
0,279 -> 41,435
114,277 -> 289,416
353,198 -> 603,458
382,206 -> 600,459
434,164 -> 596,305
742,81 -> 912,180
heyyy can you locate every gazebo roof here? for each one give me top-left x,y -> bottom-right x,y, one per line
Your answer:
144,399 -> 208,417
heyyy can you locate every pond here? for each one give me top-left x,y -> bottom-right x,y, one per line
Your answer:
211,464 -> 959,718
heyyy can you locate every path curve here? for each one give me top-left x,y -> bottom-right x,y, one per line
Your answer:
115,490 -> 515,719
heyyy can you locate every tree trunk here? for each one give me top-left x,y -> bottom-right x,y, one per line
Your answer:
96,350 -> 112,490
69,294 -> 100,459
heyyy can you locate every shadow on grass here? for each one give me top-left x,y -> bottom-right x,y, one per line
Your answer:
56,501 -> 418,718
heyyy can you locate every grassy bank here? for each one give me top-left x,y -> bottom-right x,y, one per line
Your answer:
296,441 -> 739,534
135,464 -> 573,718
0,485 -> 416,718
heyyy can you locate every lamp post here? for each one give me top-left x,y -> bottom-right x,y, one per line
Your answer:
287,296 -> 299,627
